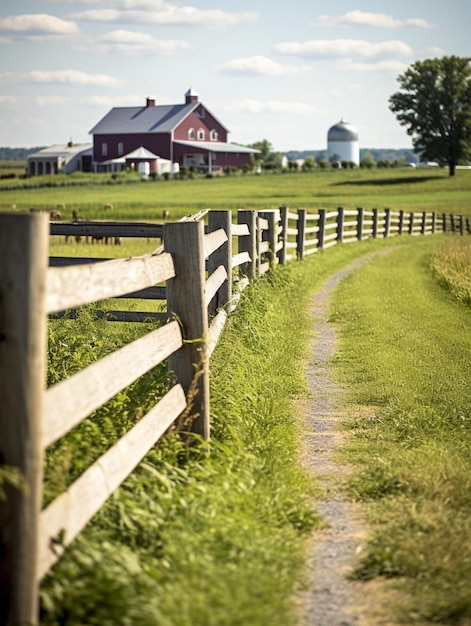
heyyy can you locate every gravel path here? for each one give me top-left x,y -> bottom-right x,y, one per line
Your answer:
299,254 -> 394,626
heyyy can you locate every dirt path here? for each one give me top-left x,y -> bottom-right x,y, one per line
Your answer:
299,254 -> 396,626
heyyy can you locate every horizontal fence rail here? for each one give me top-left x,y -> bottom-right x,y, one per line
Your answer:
0,204 -> 469,625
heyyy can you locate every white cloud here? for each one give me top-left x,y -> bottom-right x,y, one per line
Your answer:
275,39 -> 413,60
318,11 -> 435,29
68,2 -> 258,27
426,46 -> 445,57
216,99 -> 315,114
0,95 -> 18,107
94,29 -> 190,54
339,59 -> 409,74
217,55 -> 309,77
0,70 -> 124,87
0,14 -> 79,39
35,94 -> 140,107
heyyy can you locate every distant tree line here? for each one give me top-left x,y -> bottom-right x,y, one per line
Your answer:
0,147 -> 45,161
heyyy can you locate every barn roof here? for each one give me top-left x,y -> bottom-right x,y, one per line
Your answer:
89,100 -> 228,135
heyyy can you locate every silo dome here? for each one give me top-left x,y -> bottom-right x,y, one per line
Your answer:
327,118 -> 359,165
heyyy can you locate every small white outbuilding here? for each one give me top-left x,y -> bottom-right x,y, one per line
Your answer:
327,119 -> 360,166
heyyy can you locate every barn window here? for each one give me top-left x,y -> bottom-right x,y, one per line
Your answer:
188,128 -> 195,140
118,142 -> 124,156
210,129 -> 218,141
102,142 -> 108,157
197,128 -> 205,140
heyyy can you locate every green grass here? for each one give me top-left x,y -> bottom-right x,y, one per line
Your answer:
40,237 -> 401,625
330,236 -> 471,624
2,168 -> 471,220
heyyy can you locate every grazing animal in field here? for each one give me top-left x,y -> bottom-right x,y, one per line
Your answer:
104,203 -> 113,210
11,204 -> 16,211
162,209 -> 170,219
57,203 -> 66,210
50,210 -> 61,220
114,237 -> 122,245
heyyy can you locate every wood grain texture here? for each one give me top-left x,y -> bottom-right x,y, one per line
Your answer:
39,384 -> 186,580
46,251 -> 175,314
0,213 -> 49,626
43,320 -> 183,448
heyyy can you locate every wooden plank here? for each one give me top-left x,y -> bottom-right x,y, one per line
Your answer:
0,213 -> 49,626
304,225 -> 319,235
305,213 -> 319,222
208,310 -> 228,356
259,240 -> 270,254
259,261 -> 270,275
324,231 -> 338,242
46,251 -> 175,314
203,228 -> 228,259
50,221 -> 163,239
323,240 -> 338,250
257,217 -> 269,230
325,210 -> 338,220
231,223 -> 250,236
286,227 -> 298,236
43,321 -> 182,448
50,260 -> 166,299
287,211 -> 299,221
206,265 -> 228,308
38,384 -> 186,580
231,251 -> 251,268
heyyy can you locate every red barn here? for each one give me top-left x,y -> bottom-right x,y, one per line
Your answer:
89,87 -> 259,174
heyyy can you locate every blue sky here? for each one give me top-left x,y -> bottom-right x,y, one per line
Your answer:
1,0 -> 469,152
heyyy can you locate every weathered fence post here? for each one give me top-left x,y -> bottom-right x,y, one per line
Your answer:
421,211 -> 427,235
384,208 -> 391,238
442,213 -> 447,232
408,212 -> 414,235
459,215 -> 464,236
207,210 -> 232,314
318,209 -> 326,249
372,208 -> 379,238
467,217 -> 471,235
398,210 -> 404,235
164,221 -> 210,440
237,210 -> 257,280
356,207 -> 364,240
260,210 -> 278,269
0,213 -> 49,626
278,206 -> 288,266
336,207 -> 345,243
431,212 -> 436,234
297,209 -> 306,259
450,214 -> 456,233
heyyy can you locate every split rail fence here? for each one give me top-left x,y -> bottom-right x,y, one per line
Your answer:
0,205 -> 469,625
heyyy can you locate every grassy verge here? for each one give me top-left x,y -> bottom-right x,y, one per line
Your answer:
40,236 -> 397,625
330,235 -> 471,624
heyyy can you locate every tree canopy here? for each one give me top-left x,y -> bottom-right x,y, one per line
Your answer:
389,56 -> 471,176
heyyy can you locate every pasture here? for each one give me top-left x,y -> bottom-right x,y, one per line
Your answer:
1,167 -> 471,221
1,166 -> 470,625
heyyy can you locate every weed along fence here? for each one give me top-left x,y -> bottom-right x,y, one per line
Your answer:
0,205 -> 469,625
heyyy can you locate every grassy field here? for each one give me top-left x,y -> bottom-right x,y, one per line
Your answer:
1,167 -> 471,221
331,236 -> 471,623
3,165 -> 469,623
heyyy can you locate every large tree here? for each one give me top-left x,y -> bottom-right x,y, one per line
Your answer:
389,56 -> 471,176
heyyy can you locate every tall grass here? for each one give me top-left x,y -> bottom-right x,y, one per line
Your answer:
330,236 -> 471,623
431,236 -> 471,306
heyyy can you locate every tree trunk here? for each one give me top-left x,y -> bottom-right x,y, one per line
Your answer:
449,160 -> 456,176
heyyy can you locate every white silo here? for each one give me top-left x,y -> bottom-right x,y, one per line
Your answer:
327,119 -> 359,165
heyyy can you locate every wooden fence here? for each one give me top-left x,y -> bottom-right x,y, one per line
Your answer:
0,205 -> 469,625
